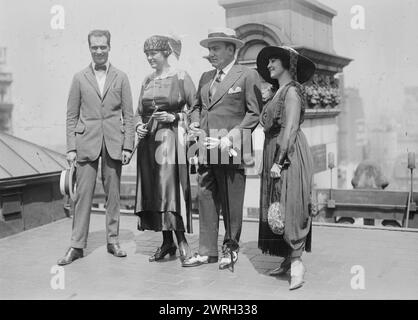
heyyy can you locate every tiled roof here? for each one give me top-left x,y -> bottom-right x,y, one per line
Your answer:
0,132 -> 67,180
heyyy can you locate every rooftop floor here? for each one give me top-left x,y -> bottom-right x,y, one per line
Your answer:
1,214 -> 417,300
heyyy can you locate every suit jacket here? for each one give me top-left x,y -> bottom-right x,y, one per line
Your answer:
66,64 -> 135,162
190,64 -> 262,166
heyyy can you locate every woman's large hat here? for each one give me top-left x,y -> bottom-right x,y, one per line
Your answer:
200,27 -> 244,49
60,162 -> 77,201
256,46 -> 316,85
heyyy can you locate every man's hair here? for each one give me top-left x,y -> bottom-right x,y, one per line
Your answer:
224,42 -> 237,54
88,30 -> 111,47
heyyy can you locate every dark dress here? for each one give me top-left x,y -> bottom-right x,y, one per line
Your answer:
134,69 -> 196,233
258,81 -> 313,257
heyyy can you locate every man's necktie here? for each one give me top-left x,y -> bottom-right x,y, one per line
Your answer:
94,64 -> 107,71
209,70 -> 223,103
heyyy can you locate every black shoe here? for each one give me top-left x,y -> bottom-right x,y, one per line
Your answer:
107,243 -> 127,257
219,248 -> 238,270
149,243 -> 177,262
269,256 -> 291,276
57,247 -> 83,266
182,253 -> 218,267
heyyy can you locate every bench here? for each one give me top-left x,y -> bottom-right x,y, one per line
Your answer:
315,188 -> 418,228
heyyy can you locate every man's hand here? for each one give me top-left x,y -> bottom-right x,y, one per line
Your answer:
204,136 -> 237,157
203,137 -> 220,149
270,163 -> 282,179
122,150 -> 132,165
67,151 -> 77,166
136,123 -> 148,139
152,111 -> 175,123
219,136 -> 232,152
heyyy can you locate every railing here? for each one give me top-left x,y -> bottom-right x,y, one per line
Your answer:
91,152 -> 418,229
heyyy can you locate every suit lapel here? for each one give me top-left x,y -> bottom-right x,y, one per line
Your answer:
102,65 -> 118,100
209,65 -> 243,109
83,65 -> 101,99
202,70 -> 216,107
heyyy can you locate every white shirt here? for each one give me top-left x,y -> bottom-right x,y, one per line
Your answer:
212,59 -> 235,86
92,60 -> 110,96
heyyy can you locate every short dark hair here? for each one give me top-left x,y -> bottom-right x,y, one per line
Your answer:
88,30 -> 111,47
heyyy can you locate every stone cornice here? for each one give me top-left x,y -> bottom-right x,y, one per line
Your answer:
294,0 -> 337,17
292,45 -> 353,72
219,0 -> 337,17
305,108 -> 341,119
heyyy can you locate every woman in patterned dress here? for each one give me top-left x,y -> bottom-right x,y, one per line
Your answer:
256,46 -> 316,290
135,35 -> 196,263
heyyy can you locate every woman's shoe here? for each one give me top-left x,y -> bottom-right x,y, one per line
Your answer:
289,260 -> 306,290
269,256 -> 291,276
178,241 -> 191,262
149,244 -> 177,262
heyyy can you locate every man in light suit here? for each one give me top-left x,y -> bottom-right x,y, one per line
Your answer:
58,30 -> 135,265
182,28 -> 262,269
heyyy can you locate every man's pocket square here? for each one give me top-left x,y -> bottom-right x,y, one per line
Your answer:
228,87 -> 242,94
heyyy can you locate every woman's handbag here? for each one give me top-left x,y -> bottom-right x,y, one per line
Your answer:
267,177 -> 285,235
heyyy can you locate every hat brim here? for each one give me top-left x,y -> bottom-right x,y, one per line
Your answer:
200,37 -> 245,49
256,46 -> 316,85
59,162 -> 77,201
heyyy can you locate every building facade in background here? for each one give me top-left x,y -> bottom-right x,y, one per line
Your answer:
391,86 -> 418,191
337,86 -> 367,189
0,47 -> 13,134
217,0 -> 352,214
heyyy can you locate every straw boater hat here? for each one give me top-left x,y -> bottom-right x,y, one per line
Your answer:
60,162 -> 77,201
256,46 -> 316,85
200,27 -> 244,49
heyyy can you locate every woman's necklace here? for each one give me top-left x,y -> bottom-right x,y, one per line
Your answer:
152,66 -> 170,108
151,76 -> 156,108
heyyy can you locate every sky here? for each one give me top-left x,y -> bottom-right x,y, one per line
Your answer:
320,0 -> 418,121
1,0 -> 417,150
0,0 -> 225,150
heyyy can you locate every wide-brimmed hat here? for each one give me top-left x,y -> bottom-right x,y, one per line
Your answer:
200,27 -> 244,49
256,46 -> 316,85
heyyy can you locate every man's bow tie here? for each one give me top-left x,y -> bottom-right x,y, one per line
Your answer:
94,64 -> 107,71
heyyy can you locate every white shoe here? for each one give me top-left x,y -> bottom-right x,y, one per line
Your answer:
289,259 -> 306,290
182,253 -> 218,267
219,250 -> 238,270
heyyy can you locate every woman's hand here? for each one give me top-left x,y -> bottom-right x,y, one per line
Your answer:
270,163 -> 282,179
152,111 -> 175,123
136,123 -> 148,139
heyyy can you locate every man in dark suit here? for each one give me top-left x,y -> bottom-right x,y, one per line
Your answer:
182,28 -> 262,269
58,30 -> 135,265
